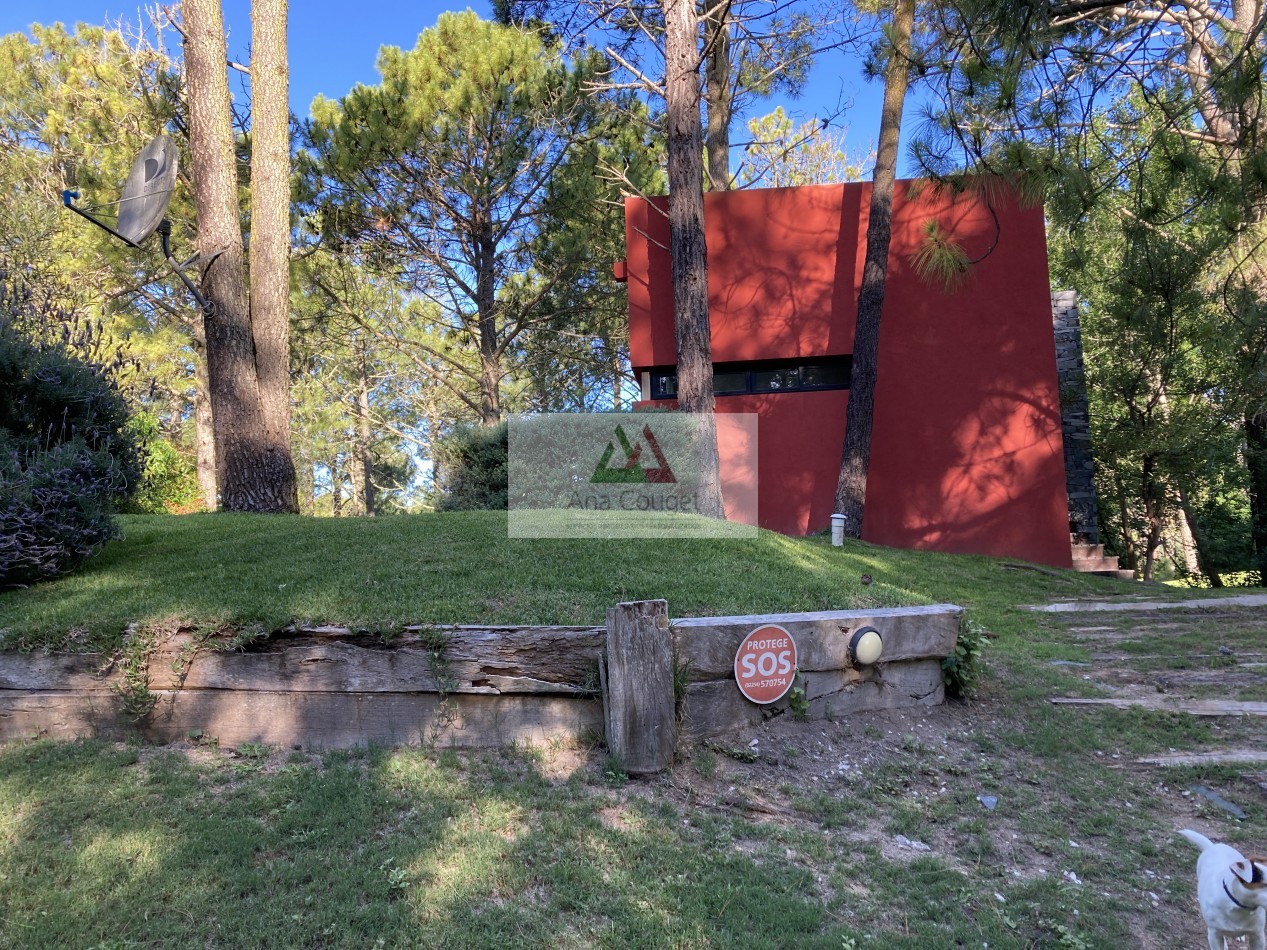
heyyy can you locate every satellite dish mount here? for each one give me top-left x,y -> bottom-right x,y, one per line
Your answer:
62,134 -> 214,316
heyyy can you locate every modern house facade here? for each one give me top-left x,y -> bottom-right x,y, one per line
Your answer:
617,179 -> 1078,568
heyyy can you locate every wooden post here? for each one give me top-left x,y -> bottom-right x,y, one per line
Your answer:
603,599 -> 675,775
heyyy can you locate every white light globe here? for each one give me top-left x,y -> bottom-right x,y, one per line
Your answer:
850,628 -> 884,666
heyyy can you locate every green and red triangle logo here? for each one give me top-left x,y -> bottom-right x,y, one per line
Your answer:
591,424 -> 676,484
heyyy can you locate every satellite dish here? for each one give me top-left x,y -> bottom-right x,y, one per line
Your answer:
63,133 -> 213,315
115,134 -> 178,245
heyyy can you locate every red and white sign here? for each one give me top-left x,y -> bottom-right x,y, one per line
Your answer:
734,624 -> 798,704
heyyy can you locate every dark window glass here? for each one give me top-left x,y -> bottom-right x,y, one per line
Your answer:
713,370 -> 749,394
647,357 -> 850,399
801,362 -> 851,388
752,367 -> 801,392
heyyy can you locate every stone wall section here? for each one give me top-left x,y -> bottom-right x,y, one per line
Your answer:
1052,290 -> 1100,545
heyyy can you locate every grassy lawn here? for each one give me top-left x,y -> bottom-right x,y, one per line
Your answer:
0,511 -> 1127,650
0,512 -> 1263,947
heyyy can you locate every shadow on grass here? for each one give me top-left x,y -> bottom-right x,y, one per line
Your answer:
0,708 -> 1216,949
0,740 -> 847,948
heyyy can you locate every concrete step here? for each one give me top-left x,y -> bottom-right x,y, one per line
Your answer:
1069,533 -> 1136,580
1072,555 -> 1126,573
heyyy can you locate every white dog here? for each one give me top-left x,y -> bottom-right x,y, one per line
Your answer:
1180,829 -> 1267,950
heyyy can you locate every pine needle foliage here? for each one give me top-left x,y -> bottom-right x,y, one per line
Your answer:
910,218 -> 970,291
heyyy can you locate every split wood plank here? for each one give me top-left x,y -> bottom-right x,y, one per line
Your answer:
1136,750 -> 1267,767
0,651 -> 113,691
0,626 -> 605,695
603,600 -> 674,775
1051,696 -> 1267,717
680,659 -> 945,741
0,689 -> 603,749
672,604 -> 961,680
1027,594 -> 1267,613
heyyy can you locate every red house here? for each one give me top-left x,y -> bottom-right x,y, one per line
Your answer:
618,180 -> 1075,568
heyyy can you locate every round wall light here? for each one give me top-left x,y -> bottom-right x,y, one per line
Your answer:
849,626 -> 884,666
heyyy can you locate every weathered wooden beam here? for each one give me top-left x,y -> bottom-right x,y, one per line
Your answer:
1027,593 -> 1267,613
0,651 -> 112,692
1136,750 -> 1267,767
0,626 -> 605,696
0,689 -> 603,749
1051,696 -> 1267,716
672,605 -> 961,680
603,600 -> 675,775
679,659 -> 945,740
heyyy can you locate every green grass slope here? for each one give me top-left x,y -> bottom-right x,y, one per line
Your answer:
1,511 -> 1138,651
2,518 -> 1262,948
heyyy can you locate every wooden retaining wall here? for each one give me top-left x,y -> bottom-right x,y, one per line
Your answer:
673,604 -> 962,740
0,601 -> 961,762
0,625 -> 606,749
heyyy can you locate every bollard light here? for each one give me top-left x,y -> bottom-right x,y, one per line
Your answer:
831,513 -> 846,546
849,626 -> 884,666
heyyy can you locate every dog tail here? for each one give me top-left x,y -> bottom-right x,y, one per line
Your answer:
1180,829 -> 1214,851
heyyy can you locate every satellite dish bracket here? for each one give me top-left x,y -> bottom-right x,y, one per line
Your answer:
157,220 -> 215,317
62,190 -> 139,248
64,190 -> 214,317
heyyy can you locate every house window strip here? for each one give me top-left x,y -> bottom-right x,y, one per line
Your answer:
647,357 -> 852,400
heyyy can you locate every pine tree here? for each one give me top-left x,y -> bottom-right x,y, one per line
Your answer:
183,0 -> 297,512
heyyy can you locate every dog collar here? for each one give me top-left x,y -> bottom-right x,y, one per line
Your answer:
1224,879 -> 1254,911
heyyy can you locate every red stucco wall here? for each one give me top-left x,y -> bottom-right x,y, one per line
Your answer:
625,180 -> 1073,568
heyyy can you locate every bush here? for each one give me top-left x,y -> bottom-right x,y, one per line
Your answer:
123,411 -> 201,514
942,614 -> 987,698
0,303 -> 138,588
432,422 -> 507,511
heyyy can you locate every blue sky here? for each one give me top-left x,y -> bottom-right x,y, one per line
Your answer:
0,1 -> 885,167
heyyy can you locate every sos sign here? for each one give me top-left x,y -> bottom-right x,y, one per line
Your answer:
734,624 -> 798,704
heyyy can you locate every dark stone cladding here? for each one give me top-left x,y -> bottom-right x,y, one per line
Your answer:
1052,290 -> 1100,545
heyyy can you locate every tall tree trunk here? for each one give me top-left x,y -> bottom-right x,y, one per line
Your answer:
663,0 -> 724,519
475,220 -> 502,425
703,2 -> 733,192
1245,411 -> 1267,583
833,0 -> 915,536
347,458 -> 364,517
610,342 -> 623,410
1115,475 -> 1140,572
331,457 -> 345,517
192,332 -> 217,510
296,452 -> 315,514
1140,454 -> 1165,582
183,0 -> 296,513
248,0 -> 298,510
478,347 -> 501,425
1167,508 -> 1200,575
355,351 -> 376,517
1178,484 -> 1225,587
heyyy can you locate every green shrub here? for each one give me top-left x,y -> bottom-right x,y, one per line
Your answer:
124,411 -> 201,514
0,291 -> 138,587
942,614 -> 987,698
432,422 -> 507,511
